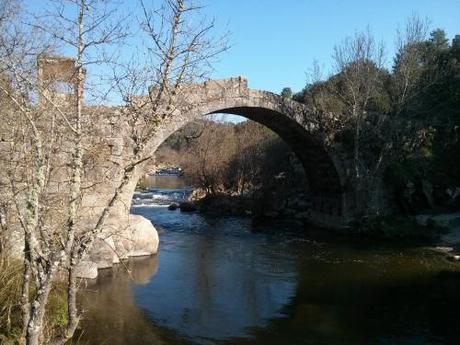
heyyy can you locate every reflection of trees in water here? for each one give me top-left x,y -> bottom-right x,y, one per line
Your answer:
189,231 -> 214,327
76,257 -> 183,345
78,208 -> 460,345
189,230 -> 293,332
224,254 -> 460,345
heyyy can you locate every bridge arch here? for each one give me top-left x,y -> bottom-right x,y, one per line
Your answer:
132,78 -> 352,228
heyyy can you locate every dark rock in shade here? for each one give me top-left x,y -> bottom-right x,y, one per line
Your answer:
294,211 -> 311,221
263,211 -> 279,218
168,203 -> 179,211
179,201 -> 197,212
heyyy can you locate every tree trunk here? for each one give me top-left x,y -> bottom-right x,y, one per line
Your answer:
26,272 -> 55,345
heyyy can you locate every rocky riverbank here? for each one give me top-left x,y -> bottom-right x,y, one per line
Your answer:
4,212 -> 160,280
76,214 -> 159,279
166,188 -> 315,226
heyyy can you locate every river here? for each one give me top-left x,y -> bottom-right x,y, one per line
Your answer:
77,176 -> 460,345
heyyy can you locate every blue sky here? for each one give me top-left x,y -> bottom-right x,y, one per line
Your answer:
203,0 -> 460,94
24,0 -> 460,95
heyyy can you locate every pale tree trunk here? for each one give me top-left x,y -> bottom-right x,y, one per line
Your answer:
0,0 -> 227,343
26,267 -> 57,345
0,86 -> 49,345
24,1 -> 87,342
49,2 -> 99,343
55,1 -> 86,342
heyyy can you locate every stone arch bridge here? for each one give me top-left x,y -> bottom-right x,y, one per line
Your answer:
3,76 -> 365,276
84,77 -> 356,229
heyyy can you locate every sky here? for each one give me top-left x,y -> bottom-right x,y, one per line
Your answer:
24,0 -> 460,96
203,0 -> 460,94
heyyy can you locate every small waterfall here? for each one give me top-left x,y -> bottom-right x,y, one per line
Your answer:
132,187 -> 193,207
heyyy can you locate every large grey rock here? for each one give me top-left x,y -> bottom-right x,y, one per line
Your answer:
120,214 -> 159,257
80,214 -> 159,279
91,214 -> 159,259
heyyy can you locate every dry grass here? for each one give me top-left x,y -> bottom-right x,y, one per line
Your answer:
0,256 -> 70,344
0,256 -> 22,344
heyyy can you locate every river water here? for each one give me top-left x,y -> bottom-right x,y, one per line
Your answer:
78,176 -> 460,345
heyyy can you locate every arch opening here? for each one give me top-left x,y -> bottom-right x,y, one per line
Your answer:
208,106 -> 344,215
135,100 -> 348,227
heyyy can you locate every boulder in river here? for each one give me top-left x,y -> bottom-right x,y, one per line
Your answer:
118,214 -> 160,257
179,201 -> 197,212
168,203 -> 179,210
79,214 -> 159,279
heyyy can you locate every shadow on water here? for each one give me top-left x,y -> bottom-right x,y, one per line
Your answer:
76,176 -> 460,345
224,253 -> 460,345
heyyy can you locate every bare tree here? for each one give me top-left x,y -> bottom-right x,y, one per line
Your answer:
296,29 -> 390,214
0,0 -> 125,341
0,0 -> 227,344
332,28 -> 386,180
392,14 -> 430,112
111,0 -> 228,159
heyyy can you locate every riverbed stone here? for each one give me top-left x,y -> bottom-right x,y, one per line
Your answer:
168,203 -> 179,210
107,214 -> 159,258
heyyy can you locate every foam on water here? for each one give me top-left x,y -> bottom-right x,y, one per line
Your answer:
132,186 -> 193,207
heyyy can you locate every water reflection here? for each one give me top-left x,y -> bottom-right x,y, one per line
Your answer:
77,178 -> 460,345
131,208 -> 299,342
76,257 -> 181,345
231,258 -> 460,345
